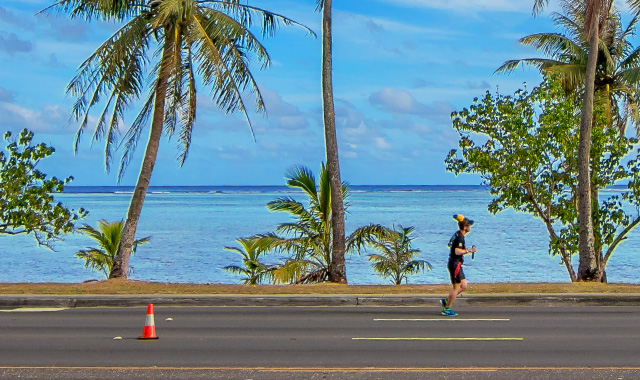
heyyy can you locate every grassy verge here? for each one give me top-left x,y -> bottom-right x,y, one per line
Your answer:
0,280 -> 639,295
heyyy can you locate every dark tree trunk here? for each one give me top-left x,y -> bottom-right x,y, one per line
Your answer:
110,34 -> 173,279
577,2 -> 600,282
321,0 -> 347,284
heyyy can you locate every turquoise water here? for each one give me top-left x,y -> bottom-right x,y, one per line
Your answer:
0,186 -> 637,284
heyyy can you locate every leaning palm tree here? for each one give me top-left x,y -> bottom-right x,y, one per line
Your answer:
265,164 -> 348,284
76,220 -> 151,279
497,1 -> 640,136
43,0 -> 313,279
315,0 -> 347,284
223,236 -> 275,285
348,224 -> 431,285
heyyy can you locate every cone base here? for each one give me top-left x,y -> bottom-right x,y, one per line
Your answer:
137,336 -> 159,340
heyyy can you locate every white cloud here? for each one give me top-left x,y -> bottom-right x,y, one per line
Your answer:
335,9 -> 458,45
375,0 -> 535,13
0,103 -> 73,135
369,87 -> 430,115
374,137 -> 392,150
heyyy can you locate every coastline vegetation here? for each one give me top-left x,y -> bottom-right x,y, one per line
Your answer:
446,75 -> 640,283
511,0 -> 640,281
76,220 -> 151,279
7,0 -> 638,286
44,0 -> 314,280
0,129 -> 86,248
224,165 -> 431,285
350,225 -> 432,285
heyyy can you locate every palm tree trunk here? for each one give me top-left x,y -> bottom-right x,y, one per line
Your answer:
576,1 -> 600,282
110,34 -> 173,279
321,0 -> 347,284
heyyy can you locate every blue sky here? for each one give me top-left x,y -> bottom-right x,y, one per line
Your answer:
1,0 -> 630,186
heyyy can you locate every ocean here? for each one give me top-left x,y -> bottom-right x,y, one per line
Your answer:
0,185 -> 637,284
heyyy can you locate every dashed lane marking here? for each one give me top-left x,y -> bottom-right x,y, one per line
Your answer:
0,308 -> 67,313
352,337 -> 523,341
374,318 -> 510,322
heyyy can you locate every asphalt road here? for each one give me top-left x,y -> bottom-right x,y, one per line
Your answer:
0,305 -> 638,378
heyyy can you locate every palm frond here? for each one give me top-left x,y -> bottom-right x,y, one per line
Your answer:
177,48 -> 198,166
117,86 -> 156,182
67,15 -> 150,164
285,165 -> 318,201
403,260 -> 432,274
198,0 -> 316,38
533,0 -> 550,16
495,58 -> 567,75
518,33 -> 586,62
270,259 -> 317,284
347,223 -> 394,253
40,0 -> 142,22
190,9 -> 259,141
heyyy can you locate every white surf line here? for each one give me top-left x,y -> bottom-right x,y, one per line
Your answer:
0,308 -> 67,313
353,337 -> 523,341
374,318 -> 510,322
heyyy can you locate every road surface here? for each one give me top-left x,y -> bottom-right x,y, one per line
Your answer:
0,305 -> 638,378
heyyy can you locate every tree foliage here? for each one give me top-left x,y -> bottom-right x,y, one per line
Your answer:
260,163 -> 348,284
44,0 -> 314,279
0,129 -> 87,247
223,236 -> 278,285
76,220 -> 150,278
349,224 -> 431,285
445,77 -> 640,282
42,0 -> 315,178
245,164 -> 432,285
498,1 -> 640,136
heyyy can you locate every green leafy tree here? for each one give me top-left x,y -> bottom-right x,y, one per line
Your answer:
315,0 -> 347,284
44,0 -> 313,279
223,236 -> 277,285
445,77 -> 640,282
349,224 -> 431,285
0,129 -> 87,247
76,220 -> 151,278
497,1 -> 640,136
530,0 -> 640,281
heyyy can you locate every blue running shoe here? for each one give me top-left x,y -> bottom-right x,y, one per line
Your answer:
440,298 -> 447,310
441,308 -> 457,317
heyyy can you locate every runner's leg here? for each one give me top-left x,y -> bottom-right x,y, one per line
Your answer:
447,283 -> 461,309
457,279 -> 468,297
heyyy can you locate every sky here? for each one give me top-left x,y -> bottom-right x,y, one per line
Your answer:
0,0 -> 634,186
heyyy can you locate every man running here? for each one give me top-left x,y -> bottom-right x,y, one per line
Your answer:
441,214 -> 477,317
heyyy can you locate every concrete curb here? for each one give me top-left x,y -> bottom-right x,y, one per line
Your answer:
2,294 -> 640,308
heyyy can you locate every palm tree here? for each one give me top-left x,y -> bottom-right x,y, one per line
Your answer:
348,224 -> 431,285
75,220 -> 151,279
223,236 -> 275,285
497,2 -> 640,136
43,0 -> 313,279
265,164 -> 348,284
527,0 -> 613,281
315,0 -> 347,284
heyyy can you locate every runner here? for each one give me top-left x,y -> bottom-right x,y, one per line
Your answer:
441,214 -> 477,316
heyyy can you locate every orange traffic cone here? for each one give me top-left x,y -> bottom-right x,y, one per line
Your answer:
138,303 -> 159,340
